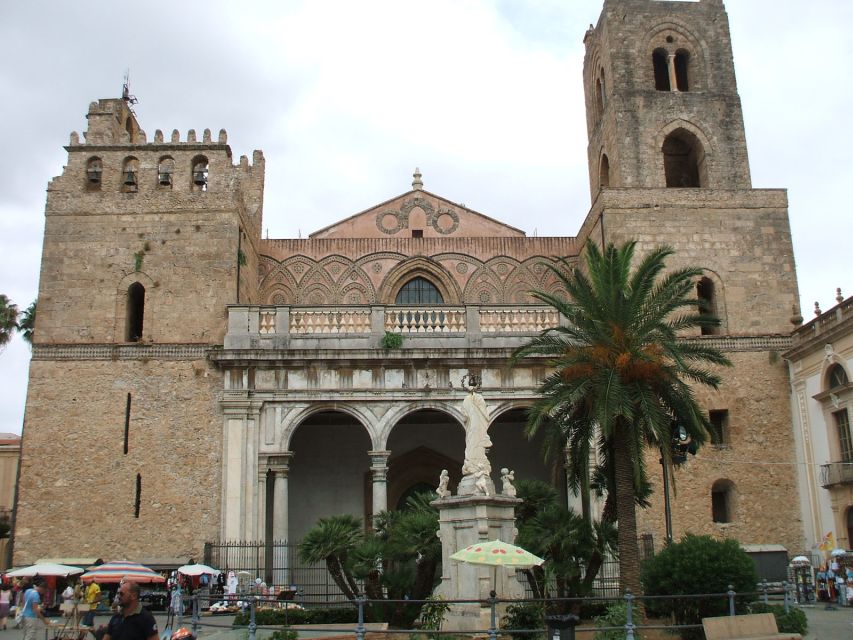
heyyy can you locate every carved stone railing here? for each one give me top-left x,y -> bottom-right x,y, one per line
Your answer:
385,308 -> 466,334
224,304 -> 560,350
819,461 -> 853,489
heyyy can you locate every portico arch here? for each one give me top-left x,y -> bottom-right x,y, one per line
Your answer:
287,409 -> 374,542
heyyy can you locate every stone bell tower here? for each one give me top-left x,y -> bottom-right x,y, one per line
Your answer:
576,0 -> 804,554
583,0 -> 751,196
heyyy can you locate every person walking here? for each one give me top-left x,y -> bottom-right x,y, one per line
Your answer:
82,580 -> 101,627
102,581 -> 158,640
20,578 -> 51,640
0,584 -> 12,630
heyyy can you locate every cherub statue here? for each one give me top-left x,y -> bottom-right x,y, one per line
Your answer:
436,469 -> 451,498
474,463 -> 491,496
500,468 -> 516,497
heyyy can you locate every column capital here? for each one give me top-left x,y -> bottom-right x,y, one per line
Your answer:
368,450 -> 391,466
267,451 -> 294,476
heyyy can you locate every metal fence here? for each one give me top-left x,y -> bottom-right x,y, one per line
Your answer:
204,540 -> 624,604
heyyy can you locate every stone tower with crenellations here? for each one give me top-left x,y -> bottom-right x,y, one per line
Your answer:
13,0 -> 807,570
13,96 -> 265,562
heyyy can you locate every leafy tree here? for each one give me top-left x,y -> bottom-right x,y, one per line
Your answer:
299,491 -> 441,627
514,480 -> 616,613
18,300 -> 36,345
514,241 -> 730,595
0,295 -> 18,351
641,534 -> 758,640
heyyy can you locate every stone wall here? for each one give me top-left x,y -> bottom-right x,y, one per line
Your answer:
637,350 -> 804,553
14,357 -> 223,563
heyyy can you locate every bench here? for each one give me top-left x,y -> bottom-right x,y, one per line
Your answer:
702,613 -> 801,640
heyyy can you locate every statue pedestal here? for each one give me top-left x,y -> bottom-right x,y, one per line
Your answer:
432,492 -> 523,632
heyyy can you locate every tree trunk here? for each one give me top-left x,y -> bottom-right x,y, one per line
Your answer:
612,421 -> 642,596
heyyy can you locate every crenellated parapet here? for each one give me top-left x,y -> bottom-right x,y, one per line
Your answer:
48,97 -> 265,239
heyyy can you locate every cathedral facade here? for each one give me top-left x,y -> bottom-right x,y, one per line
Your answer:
14,0 -> 805,571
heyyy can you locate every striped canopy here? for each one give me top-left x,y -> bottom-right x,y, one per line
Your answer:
81,560 -> 165,584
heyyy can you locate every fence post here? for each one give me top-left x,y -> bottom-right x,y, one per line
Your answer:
488,593 -> 498,640
762,579 -> 769,605
248,596 -> 257,640
355,596 -> 366,640
783,581 -> 790,614
727,585 -> 736,616
624,590 -> 635,640
191,594 -> 199,635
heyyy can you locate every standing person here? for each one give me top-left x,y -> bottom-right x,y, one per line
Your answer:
20,578 -> 51,640
0,584 -> 12,630
102,582 -> 158,640
82,580 -> 101,627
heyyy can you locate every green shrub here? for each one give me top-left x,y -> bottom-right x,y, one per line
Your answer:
232,606 -> 358,627
640,534 -> 758,640
270,629 -> 298,640
500,602 -> 545,640
748,602 -> 808,635
593,602 -> 642,640
380,331 -> 403,349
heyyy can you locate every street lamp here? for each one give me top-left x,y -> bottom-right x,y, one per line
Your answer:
660,423 -> 695,545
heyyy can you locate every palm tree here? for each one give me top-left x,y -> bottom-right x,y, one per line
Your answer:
0,295 -> 18,352
18,300 -> 36,345
514,241 -> 730,596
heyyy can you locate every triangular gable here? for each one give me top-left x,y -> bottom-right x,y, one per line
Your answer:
310,189 -> 526,239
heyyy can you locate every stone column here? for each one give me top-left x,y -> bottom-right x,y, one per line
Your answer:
667,53 -> 679,91
270,453 -> 293,588
369,450 -> 391,519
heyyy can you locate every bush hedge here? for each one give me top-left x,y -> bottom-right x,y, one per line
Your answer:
748,602 -> 808,635
233,606 -> 359,627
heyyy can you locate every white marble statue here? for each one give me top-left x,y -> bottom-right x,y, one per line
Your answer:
474,463 -> 491,496
500,468 -> 516,497
436,469 -> 451,498
461,389 -> 492,476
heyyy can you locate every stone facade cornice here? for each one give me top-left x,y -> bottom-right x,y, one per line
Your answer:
32,343 -> 213,361
65,143 -> 231,154
29,334 -> 792,363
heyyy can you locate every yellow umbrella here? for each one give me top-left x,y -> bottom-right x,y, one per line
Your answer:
450,539 -> 544,568
449,539 -> 544,597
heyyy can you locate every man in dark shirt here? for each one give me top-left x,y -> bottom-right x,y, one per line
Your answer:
103,582 -> 158,640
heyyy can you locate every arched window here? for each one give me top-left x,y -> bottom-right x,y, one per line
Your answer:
121,157 -> 139,193
674,49 -> 690,91
158,156 -> 174,187
594,78 -> 604,121
663,130 -> 704,187
599,154 -> 611,188
191,155 -> 209,191
86,157 -> 103,190
828,364 -> 849,390
711,479 -> 735,523
653,48 -> 670,91
395,277 -> 443,305
697,276 -> 718,335
126,282 -> 145,342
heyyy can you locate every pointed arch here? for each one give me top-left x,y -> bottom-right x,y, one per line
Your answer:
655,120 -> 714,188
378,257 -> 461,304
114,271 -> 155,343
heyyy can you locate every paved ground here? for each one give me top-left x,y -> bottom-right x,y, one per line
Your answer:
1,605 -> 851,639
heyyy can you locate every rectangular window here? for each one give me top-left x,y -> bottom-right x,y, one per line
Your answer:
712,489 -> 729,523
411,229 -> 423,238
835,409 -> 853,463
709,410 -> 729,446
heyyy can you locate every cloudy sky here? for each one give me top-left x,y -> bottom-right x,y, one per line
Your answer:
1,0 -> 851,435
